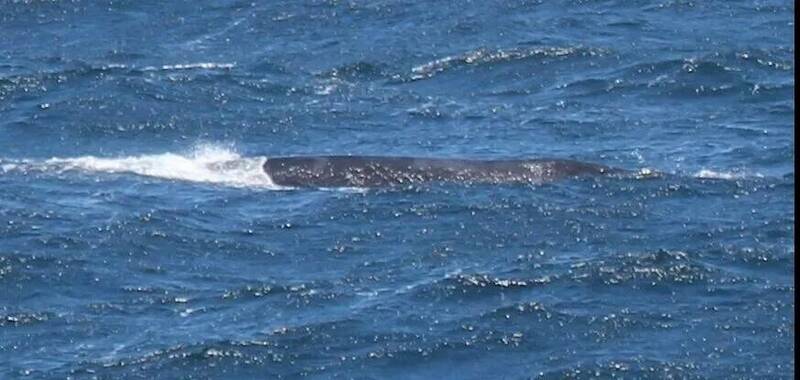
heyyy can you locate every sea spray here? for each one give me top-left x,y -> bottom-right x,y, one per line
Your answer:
3,144 -> 282,189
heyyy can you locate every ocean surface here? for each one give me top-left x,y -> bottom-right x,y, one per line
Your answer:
0,1 -> 795,378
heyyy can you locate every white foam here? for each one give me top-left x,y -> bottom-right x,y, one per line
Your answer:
693,169 -> 762,180
1,163 -> 17,173
410,47 -> 583,80
4,145 -> 283,190
97,62 -> 235,72
142,62 -> 236,71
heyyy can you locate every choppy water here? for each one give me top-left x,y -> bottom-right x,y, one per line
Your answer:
0,1 -> 794,379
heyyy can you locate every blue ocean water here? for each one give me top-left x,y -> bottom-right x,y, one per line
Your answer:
0,0 -> 794,378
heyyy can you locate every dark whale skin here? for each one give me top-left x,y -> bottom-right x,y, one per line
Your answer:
263,156 -> 624,188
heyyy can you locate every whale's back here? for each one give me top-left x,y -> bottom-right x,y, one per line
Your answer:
263,156 -> 623,188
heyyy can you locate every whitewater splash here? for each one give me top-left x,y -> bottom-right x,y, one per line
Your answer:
0,145 -> 282,189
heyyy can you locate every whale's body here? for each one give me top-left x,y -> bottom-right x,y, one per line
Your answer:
263,156 -> 624,188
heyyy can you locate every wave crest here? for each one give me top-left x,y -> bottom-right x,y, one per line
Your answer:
409,46 -> 604,81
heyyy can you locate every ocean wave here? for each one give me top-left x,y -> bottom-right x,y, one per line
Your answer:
311,62 -> 389,95
567,249 -> 713,286
0,61 -> 238,102
538,358 -> 704,379
140,62 -> 236,72
0,61 -> 235,86
398,270 -> 556,303
67,319 -> 362,378
1,144 -> 282,190
0,61 -> 235,80
0,311 -> 53,327
319,62 -> 389,81
551,51 -> 793,100
408,46 -> 605,81
220,280 -> 344,304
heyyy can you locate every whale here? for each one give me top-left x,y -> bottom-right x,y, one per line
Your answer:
262,156 -> 627,188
